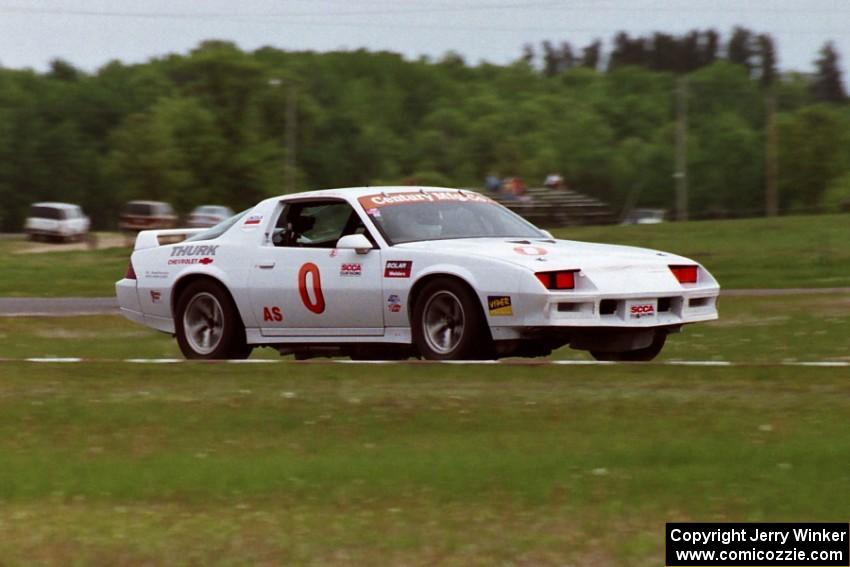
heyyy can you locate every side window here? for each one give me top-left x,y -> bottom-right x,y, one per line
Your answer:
273,201 -> 367,248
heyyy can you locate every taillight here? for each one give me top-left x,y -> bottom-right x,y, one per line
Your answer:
125,261 -> 137,280
670,265 -> 698,284
535,270 -> 578,290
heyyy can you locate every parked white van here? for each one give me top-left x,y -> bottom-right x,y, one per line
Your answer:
24,202 -> 90,242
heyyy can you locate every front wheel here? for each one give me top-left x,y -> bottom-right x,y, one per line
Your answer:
175,280 -> 252,360
412,278 -> 492,360
590,332 -> 667,362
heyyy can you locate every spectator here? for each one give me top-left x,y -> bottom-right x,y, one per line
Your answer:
485,174 -> 502,193
511,177 -> 530,201
544,173 -> 564,190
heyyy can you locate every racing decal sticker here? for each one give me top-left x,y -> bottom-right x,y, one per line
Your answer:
168,257 -> 213,266
384,260 -> 412,278
170,245 -> 219,257
149,290 -> 162,303
262,306 -> 283,322
329,249 -> 338,257
359,191 -> 495,210
168,245 -> 219,266
298,262 -> 326,314
513,245 -> 548,256
487,296 -> 513,316
144,270 -> 169,279
243,214 -> 263,228
628,301 -> 656,319
387,294 -> 402,313
340,263 -> 362,277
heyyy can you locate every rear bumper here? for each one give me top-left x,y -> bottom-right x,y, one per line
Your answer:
115,278 -> 144,325
25,228 -> 78,237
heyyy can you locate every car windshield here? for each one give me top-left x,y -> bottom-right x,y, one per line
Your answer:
184,209 -> 250,242
359,191 -> 545,245
29,206 -> 65,220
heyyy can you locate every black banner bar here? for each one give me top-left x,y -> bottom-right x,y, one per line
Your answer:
666,523 -> 849,566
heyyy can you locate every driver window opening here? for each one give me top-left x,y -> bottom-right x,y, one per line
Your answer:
272,201 -> 373,248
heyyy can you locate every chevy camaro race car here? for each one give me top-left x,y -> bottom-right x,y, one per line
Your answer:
116,187 -> 719,361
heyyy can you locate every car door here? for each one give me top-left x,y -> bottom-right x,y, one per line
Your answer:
249,199 -> 384,337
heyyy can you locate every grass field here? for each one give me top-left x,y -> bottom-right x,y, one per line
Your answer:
1,217 -> 848,565
2,294 -> 848,363
1,361 -> 848,566
553,213 -> 850,289
1,213 -> 849,296
0,234 -> 130,297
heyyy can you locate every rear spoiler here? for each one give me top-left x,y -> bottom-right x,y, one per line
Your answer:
134,228 -> 206,251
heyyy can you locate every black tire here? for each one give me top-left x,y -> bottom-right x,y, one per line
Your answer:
175,280 -> 252,360
412,278 -> 492,360
590,332 -> 667,362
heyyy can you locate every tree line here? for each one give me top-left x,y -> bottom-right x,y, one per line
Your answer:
0,27 -> 848,230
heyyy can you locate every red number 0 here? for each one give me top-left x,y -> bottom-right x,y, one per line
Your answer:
298,262 -> 325,314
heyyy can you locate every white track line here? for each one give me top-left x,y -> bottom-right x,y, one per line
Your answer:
666,360 -> 733,366
785,361 -> 850,367
1,358 -> 848,367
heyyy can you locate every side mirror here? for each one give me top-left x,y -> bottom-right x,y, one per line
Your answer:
336,233 -> 374,254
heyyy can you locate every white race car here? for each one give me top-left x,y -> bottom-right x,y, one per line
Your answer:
116,187 -> 719,361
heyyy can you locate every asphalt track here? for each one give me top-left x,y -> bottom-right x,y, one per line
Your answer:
0,297 -> 117,316
1,287 -> 849,317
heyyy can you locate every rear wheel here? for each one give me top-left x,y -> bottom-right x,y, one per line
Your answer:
175,280 -> 252,360
590,332 -> 666,362
412,278 -> 492,360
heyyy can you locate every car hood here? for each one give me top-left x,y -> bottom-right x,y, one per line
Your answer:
395,237 -> 717,293
395,237 -> 693,270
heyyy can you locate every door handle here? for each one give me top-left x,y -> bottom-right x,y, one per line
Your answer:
257,262 -> 276,269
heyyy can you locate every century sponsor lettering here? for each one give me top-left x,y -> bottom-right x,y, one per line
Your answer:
360,191 -> 493,209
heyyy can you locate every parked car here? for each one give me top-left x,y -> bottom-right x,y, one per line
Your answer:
116,186 -> 719,361
119,201 -> 178,232
187,205 -> 235,228
24,202 -> 90,242
623,208 -> 666,225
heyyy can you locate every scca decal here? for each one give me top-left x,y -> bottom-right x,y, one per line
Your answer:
487,295 -> 513,316
629,303 -> 655,318
384,260 -> 412,278
340,263 -> 362,277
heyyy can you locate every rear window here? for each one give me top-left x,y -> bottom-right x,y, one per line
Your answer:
184,210 -> 250,242
29,206 -> 65,220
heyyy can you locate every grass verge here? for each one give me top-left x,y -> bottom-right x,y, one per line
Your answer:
0,362 -> 848,565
